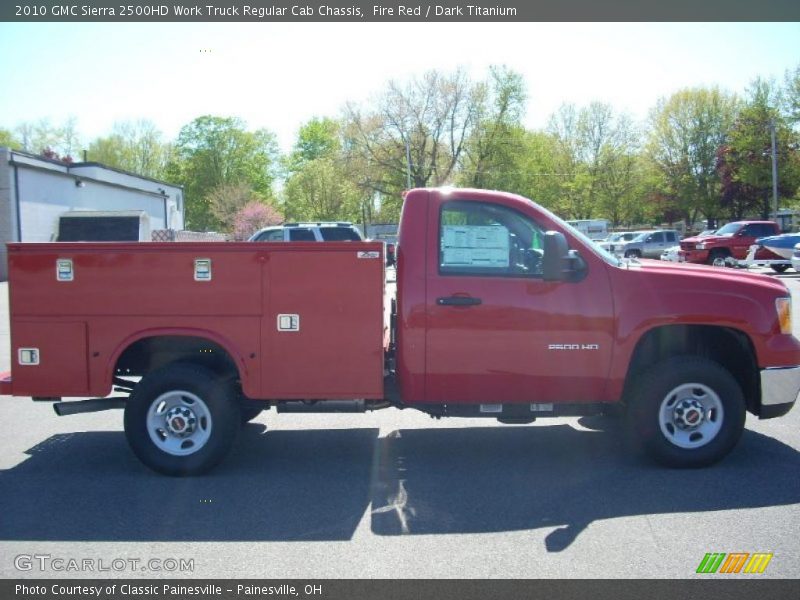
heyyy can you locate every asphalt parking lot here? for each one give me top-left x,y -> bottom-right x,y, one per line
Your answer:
0,267 -> 798,579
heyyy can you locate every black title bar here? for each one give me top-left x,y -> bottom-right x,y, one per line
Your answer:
4,580 -> 800,600
3,0 -> 800,22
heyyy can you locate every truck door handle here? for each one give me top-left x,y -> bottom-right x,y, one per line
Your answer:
437,296 -> 482,306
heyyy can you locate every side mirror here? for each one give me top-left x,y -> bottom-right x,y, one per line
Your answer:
543,231 -> 586,282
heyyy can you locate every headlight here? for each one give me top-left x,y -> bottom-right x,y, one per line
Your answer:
776,297 -> 792,334
696,243 -> 706,250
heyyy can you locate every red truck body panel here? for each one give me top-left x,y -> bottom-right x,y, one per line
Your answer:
4,189 -> 800,411
418,189 -> 615,404
6,242 -> 386,400
5,188 -> 800,475
396,189 -> 800,406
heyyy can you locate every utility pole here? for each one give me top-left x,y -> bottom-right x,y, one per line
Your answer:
769,119 -> 779,225
405,140 -> 412,190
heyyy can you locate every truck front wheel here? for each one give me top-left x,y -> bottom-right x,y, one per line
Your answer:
708,249 -> 729,267
626,356 -> 745,468
124,363 -> 241,476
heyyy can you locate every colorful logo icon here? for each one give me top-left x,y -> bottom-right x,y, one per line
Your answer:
696,553 -> 773,574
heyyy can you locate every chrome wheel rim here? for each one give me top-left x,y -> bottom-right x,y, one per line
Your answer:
147,391 -> 213,456
658,383 -> 724,449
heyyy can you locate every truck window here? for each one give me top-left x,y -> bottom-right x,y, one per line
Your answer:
319,227 -> 362,241
289,228 -> 316,241
742,224 -> 774,238
754,224 -> 776,237
439,201 -> 545,277
255,229 -> 284,241
57,215 -> 142,241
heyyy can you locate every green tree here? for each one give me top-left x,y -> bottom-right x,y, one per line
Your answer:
461,66 -> 527,189
87,120 -> 172,179
548,102 -> 642,223
343,68 -> 481,220
167,116 -> 278,230
0,127 -> 20,149
15,117 -> 82,159
283,157 -> 362,222
723,78 -> 800,219
646,87 -> 739,226
285,117 -> 341,172
784,63 -> 800,125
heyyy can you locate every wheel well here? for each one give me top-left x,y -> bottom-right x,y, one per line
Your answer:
115,336 -> 240,381
624,325 -> 760,414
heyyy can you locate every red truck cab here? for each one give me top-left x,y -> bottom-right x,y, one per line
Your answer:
2,188 -> 799,475
679,221 -> 782,266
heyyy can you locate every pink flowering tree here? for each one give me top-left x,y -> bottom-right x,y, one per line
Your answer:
232,202 -> 283,240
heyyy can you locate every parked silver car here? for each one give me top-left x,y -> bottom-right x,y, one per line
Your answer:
597,231 -> 639,254
617,230 -> 681,259
249,222 -> 364,242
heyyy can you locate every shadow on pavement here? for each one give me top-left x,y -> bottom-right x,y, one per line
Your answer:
0,425 -> 378,542
1,420 -> 798,550
369,421 -> 800,552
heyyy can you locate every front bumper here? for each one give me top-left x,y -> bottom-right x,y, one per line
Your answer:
760,366 -> 800,419
679,249 -> 709,263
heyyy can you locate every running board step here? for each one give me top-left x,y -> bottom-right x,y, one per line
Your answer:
53,398 -> 127,416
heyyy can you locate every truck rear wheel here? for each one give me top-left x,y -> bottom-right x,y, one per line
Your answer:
124,363 -> 241,476
626,356 -> 745,468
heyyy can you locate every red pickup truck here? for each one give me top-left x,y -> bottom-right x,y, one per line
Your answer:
679,221 -> 783,266
2,188 -> 799,475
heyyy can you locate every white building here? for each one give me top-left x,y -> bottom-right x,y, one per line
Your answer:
0,148 -> 184,280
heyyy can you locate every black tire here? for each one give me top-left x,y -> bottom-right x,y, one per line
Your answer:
707,249 -> 729,267
240,404 -> 264,424
124,363 -> 241,476
625,356 -> 745,468
624,249 -> 641,258
770,264 -> 789,273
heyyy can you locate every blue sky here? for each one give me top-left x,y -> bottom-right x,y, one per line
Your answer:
0,22 -> 798,151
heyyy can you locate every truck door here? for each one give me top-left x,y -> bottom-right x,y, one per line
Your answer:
736,223 -> 775,260
424,199 -> 615,404
644,232 -> 666,258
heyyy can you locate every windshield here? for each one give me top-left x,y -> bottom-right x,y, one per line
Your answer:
632,232 -> 650,242
532,202 -> 621,267
714,223 -> 741,237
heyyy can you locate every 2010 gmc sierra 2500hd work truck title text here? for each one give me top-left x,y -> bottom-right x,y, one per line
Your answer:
1,188 -> 798,475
